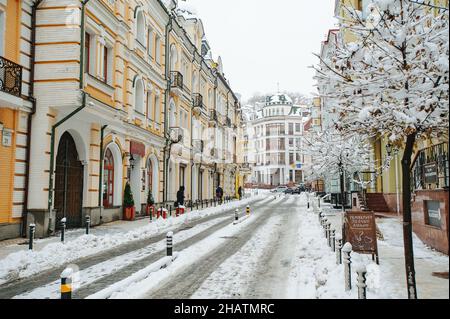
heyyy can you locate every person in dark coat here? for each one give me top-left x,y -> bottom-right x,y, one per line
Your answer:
176,186 -> 185,207
216,186 -> 223,203
238,186 -> 243,200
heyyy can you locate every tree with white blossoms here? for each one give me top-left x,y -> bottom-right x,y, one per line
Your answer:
314,0 -> 449,298
303,129 -> 373,212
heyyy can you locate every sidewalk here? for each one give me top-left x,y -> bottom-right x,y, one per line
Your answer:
320,201 -> 449,299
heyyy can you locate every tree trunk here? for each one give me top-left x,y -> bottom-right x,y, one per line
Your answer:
401,132 -> 417,299
340,169 -> 345,212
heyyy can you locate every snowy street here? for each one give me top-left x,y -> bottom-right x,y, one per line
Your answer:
1,192 -> 447,299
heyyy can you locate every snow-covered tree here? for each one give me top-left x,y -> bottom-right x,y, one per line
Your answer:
304,129 -> 373,210
313,0 -> 449,298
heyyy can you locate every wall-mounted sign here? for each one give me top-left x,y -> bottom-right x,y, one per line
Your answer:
2,128 -> 12,147
424,163 -> 438,184
426,200 -> 441,228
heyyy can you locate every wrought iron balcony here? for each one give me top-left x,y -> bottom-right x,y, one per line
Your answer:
192,94 -> 204,117
209,110 -> 218,123
170,71 -> 183,90
0,56 -> 22,98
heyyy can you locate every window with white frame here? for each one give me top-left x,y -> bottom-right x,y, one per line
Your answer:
155,34 -> 161,64
134,78 -> 145,114
136,9 -> 146,47
146,91 -> 153,121
147,28 -> 154,58
154,93 -> 160,124
99,41 -> 113,84
0,10 -> 5,56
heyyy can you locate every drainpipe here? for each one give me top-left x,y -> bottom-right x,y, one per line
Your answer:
98,125 -> 108,223
21,0 -> 44,237
162,15 -> 173,203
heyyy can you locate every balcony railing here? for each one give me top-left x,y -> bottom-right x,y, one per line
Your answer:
192,93 -> 204,110
170,71 -> 183,90
411,142 -> 449,191
209,110 -> 218,122
0,56 -> 22,97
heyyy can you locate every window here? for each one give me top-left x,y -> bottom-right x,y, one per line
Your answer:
103,148 -> 114,208
0,10 -> 4,56
289,123 -> 294,135
103,46 -> 108,82
295,123 -> 301,133
154,94 -> 160,124
179,165 -> 186,187
146,91 -> 153,121
134,79 -> 144,113
155,35 -> 161,64
147,159 -> 153,194
136,10 -> 146,46
84,33 -> 90,74
289,138 -> 294,147
147,28 -> 154,57
289,153 -> 294,165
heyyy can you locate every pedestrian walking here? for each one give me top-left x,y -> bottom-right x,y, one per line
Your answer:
216,186 -> 223,204
176,186 -> 185,207
238,186 -> 243,200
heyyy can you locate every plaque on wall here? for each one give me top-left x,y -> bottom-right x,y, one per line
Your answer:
424,163 -> 438,184
426,200 -> 441,228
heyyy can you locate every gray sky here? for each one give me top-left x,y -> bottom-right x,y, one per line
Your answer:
187,0 -> 337,101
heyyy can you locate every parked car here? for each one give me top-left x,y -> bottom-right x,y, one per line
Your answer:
292,187 -> 303,194
284,187 -> 295,194
271,186 -> 288,193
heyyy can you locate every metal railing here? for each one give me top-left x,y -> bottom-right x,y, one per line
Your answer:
411,142 -> 449,191
209,110 -> 218,122
170,71 -> 183,89
192,93 -> 203,109
0,56 -> 22,97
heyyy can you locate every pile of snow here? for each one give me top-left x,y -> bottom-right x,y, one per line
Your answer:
0,195 -> 266,286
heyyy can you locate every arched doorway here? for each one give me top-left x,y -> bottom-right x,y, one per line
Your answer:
54,132 -> 84,229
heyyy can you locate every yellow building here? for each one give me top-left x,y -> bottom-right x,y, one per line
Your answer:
0,0 -> 33,239
0,0 -> 244,240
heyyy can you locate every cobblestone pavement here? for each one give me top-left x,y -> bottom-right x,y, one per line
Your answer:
0,198 -> 271,299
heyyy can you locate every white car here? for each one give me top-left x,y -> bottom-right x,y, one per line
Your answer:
271,186 -> 288,193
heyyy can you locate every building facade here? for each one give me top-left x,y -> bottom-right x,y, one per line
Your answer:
245,93 -> 311,187
0,0 -> 244,241
0,0 -> 34,240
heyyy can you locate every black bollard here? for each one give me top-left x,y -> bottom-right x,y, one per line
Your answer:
85,215 -> 91,235
60,218 -> 66,243
166,231 -> 173,256
29,224 -> 35,250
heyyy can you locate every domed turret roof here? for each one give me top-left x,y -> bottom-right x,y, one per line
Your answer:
265,93 -> 293,106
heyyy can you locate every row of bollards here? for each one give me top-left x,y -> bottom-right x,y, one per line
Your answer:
316,196 -> 367,299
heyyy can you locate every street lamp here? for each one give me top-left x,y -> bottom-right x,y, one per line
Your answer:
386,143 -> 393,156
129,154 -> 135,170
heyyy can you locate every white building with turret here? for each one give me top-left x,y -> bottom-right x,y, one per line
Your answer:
244,93 -> 311,187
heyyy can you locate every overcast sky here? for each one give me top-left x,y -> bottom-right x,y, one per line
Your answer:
186,0 -> 337,101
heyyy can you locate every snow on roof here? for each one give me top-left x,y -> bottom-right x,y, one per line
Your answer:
265,93 -> 293,106
176,2 -> 198,20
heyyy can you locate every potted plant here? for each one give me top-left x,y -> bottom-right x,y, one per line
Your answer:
123,182 -> 135,221
146,190 -> 155,216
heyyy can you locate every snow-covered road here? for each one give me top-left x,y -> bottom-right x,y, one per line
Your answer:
2,192 -> 447,299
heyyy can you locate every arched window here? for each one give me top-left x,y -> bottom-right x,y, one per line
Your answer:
136,10 -> 146,46
135,78 -> 144,113
147,158 -> 153,194
103,148 -> 114,207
